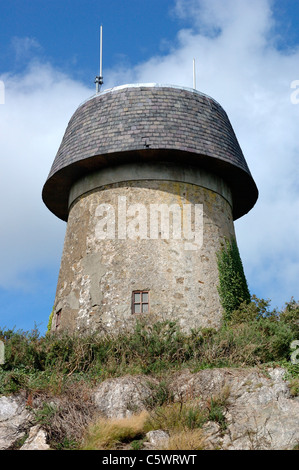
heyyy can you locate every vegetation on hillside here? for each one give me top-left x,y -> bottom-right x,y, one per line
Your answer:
0,295 -> 298,449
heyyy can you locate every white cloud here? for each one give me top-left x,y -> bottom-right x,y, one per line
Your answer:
0,61 -> 92,289
11,36 -> 42,62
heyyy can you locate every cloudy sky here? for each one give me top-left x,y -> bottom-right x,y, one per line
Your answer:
0,0 -> 298,334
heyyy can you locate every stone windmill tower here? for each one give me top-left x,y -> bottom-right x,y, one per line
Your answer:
43,82 -> 258,335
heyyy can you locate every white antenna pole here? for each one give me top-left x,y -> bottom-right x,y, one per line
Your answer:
100,25 -> 103,79
95,25 -> 104,93
193,58 -> 196,89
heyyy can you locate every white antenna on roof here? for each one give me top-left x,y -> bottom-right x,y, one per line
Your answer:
95,25 -> 104,93
193,58 -> 196,90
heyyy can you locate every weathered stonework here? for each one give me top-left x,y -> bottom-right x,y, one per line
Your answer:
51,178 -> 235,334
43,84 -> 258,336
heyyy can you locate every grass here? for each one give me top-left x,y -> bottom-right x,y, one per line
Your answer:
289,377 -> 299,397
0,295 -> 298,449
144,401 -> 207,433
82,411 -> 149,450
164,429 -> 206,450
81,386 -> 229,450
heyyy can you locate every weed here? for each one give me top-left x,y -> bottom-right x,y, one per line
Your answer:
131,439 -> 145,450
144,380 -> 173,409
208,399 -> 227,431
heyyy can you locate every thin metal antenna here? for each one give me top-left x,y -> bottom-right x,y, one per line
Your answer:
193,58 -> 196,90
95,25 -> 104,93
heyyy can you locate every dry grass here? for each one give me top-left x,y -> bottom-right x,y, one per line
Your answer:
82,411 -> 149,450
33,380 -> 96,449
31,374 -> 230,450
289,377 -> 299,397
81,407 -> 208,451
81,390 -> 229,450
163,429 -> 206,450
144,400 -> 207,434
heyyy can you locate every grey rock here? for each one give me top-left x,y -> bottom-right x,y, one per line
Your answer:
221,368 -> 299,450
146,430 -> 169,448
170,367 -> 299,450
93,375 -> 159,419
0,396 -> 32,450
0,396 -> 20,422
201,421 -> 222,449
20,425 -> 50,450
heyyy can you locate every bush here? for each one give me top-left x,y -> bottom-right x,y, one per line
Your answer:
280,298 -> 299,336
0,299 -> 298,396
227,296 -> 298,364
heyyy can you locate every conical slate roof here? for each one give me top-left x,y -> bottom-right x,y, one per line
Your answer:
42,83 -> 258,221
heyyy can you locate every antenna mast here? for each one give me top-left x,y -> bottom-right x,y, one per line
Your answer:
193,58 -> 196,90
95,25 -> 104,93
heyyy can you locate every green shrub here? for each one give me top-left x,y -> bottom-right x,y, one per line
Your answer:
229,295 -> 273,323
280,298 -> 299,336
226,296 -> 298,364
0,300 -> 298,399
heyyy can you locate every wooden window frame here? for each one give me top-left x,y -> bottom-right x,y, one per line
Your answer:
132,291 -> 150,314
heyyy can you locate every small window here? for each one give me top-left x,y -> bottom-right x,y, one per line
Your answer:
132,291 -> 150,314
55,309 -> 62,329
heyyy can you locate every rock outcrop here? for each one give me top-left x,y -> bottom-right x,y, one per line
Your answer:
167,367 -> 299,450
93,374 -> 159,419
1,366 -> 299,450
0,395 -> 33,450
20,425 -> 50,450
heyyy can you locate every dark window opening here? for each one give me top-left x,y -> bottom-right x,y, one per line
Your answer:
132,291 -> 149,314
55,309 -> 62,329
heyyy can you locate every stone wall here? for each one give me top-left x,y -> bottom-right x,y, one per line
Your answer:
51,176 -> 235,335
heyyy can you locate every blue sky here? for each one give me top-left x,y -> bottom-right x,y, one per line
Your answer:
0,0 -> 299,335
0,0 -> 181,83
